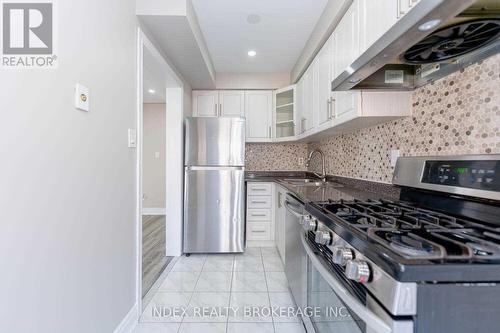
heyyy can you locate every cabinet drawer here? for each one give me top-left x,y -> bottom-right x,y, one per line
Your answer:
247,183 -> 272,196
247,196 -> 272,209
247,209 -> 271,221
247,223 -> 271,241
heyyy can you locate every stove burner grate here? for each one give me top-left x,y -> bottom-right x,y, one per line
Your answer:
319,199 -> 500,262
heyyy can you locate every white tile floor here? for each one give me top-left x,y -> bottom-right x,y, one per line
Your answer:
136,247 -> 306,333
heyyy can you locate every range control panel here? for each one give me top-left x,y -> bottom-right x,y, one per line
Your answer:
422,160 -> 500,192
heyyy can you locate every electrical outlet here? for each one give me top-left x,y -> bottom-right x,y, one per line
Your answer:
390,150 -> 400,167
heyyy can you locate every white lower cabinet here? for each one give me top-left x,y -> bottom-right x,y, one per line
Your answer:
246,182 -> 274,242
245,182 -> 286,263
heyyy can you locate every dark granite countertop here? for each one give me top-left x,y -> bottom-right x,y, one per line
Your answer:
245,171 -> 400,202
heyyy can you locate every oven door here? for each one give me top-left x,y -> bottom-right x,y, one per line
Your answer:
302,234 -> 413,333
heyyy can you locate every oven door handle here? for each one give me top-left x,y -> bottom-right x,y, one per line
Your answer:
301,233 -> 393,333
284,200 -> 304,219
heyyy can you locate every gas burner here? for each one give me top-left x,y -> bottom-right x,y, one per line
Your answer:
318,198 -> 500,262
369,229 -> 446,260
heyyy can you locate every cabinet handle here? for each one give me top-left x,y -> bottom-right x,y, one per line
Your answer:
252,230 -> 267,233
214,103 -> 218,116
219,104 -> 222,116
252,188 -> 267,191
251,201 -> 267,204
251,213 -> 267,217
327,99 -> 332,119
268,126 -> 272,138
278,192 -> 282,208
331,98 -> 337,119
397,0 -> 405,17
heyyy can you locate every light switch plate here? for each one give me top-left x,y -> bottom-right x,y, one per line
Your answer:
75,84 -> 90,112
128,129 -> 137,148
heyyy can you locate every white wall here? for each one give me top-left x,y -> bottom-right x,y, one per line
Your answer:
0,1 -> 138,332
143,104 -> 167,208
215,72 -> 291,90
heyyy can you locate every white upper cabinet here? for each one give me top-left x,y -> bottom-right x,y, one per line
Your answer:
331,1 -> 361,121
219,90 -> 245,117
245,91 -> 273,142
316,35 -> 334,131
193,90 -> 245,117
397,0 -> 421,19
301,66 -> 315,134
296,76 -> 305,134
332,0 -> 360,82
359,0 -> 398,54
192,90 -> 219,117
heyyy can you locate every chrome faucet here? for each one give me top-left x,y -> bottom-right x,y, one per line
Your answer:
305,148 -> 327,182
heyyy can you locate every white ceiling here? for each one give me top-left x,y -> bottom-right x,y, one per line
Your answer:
191,0 -> 328,74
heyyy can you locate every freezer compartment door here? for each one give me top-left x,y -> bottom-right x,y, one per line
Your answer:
184,167 -> 245,253
184,117 -> 245,166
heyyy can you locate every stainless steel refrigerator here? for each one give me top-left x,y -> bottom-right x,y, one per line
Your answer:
184,117 -> 246,253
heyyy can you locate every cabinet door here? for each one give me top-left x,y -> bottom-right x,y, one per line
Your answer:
332,1 -> 360,80
332,1 -> 361,121
359,0 -> 398,53
302,67 -> 314,133
245,91 -> 273,141
296,77 -> 305,134
398,0 -> 420,19
220,90 -> 245,117
316,36 -> 333,130
193,91 -> 219,117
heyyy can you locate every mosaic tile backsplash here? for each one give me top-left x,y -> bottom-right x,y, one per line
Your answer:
246,54 -> 500,183
308,54 -> 500,183
245,143 -> 308,171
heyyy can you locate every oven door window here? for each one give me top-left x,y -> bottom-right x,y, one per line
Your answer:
307,256 -> 366,333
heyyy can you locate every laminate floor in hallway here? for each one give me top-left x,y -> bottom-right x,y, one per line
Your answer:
135,247 -> 306,333
142,215 -> 172,297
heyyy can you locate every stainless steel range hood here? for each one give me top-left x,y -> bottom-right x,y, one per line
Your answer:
332,0 -> 500,91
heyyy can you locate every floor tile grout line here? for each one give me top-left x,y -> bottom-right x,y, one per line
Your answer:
261,247 -> 277,333
179,255 -> 206,328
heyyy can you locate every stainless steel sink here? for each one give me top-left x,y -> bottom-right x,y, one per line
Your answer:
283,179 -> 343,187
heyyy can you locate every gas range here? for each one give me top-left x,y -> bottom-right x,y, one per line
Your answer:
299,155 -> 500,333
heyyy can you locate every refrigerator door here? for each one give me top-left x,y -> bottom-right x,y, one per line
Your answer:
185,117 -> 245,167
184,166 -> 245,253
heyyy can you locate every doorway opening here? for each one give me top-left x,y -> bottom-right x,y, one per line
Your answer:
136,29 -> 186,309
141,47 -> 171,296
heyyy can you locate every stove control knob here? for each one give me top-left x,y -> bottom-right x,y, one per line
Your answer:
301,215 -> 312,225
332,247 -> 354,266
315,231 -> 332,245
345,260 -> 371,283
303,217 -> 317,231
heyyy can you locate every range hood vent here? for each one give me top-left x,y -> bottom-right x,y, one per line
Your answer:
332,0 -> 500,91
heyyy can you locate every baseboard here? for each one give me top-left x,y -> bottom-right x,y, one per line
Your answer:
113,302 -> 138,333
142,207 -> 166,215
247,240 -> 276,248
